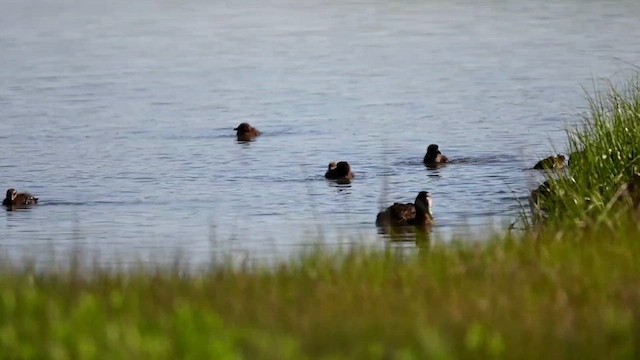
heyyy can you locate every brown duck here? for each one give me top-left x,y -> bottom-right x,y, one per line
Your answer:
325,161 -> 355,181
234,123 -> 261,141
619,173 -> 640,209
3,188 -> 38,210
529,180 -> 552,217
376,191 -> 434,227
533,154 -> 565,170
423,144 -> 449,167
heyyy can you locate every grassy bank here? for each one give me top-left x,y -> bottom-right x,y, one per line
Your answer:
2,222 -> 640,359
530,74 -> 640,225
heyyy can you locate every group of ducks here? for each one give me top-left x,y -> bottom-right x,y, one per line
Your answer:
234,122 -> 448,229
1,124 -> 263,210
4,122 -> 565,232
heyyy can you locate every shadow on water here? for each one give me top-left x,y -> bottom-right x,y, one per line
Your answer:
21,200 -> 176,207
235,138 -> 257,146
4,207 -> 36,213
424,163 -> 448,170
394,153 -> 521,167
326,178 -> 353,186
444,154 -> 521,165
378,226 -> 432,249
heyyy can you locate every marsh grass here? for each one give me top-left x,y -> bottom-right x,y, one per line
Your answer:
2,220 -> 640,359
529,74 -> 640,226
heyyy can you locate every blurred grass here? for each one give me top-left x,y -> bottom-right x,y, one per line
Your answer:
2,221 -> 640,359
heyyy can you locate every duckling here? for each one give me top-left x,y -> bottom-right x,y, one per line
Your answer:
324,161 -> 355,181
376,191 -> 434,227
234,123 -> 261,141
423,144 -> 449,167
533,154 -> 565,170
3,188 -> 38,210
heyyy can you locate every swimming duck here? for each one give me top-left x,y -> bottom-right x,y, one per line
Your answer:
376,191 -> 434,227
325,161 -> 355,181
234,123 -> 261,141
423,144 -> 449,167
533,154 -> 565,170
3,188 -> 38,210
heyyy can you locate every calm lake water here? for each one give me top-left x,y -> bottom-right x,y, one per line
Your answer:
1,0 -> 639,266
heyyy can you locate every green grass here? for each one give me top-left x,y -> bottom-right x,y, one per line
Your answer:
530,74 -> 640,226
2,222 -> 640,359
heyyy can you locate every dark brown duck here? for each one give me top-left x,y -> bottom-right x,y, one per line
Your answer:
618,173 -> 640,209
376,191 -> 434,227
423,144 -> 449,167
324,161 -> 355,181
533,154 -> 565,170
234,123 -> 261,141
3,188 -> 38,210
529,180 -> 552,217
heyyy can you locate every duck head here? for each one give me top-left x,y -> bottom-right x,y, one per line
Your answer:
557,154 -> 566,164
424,144 -> 446,165
427,144 -> 441,156
5,189 -> 17,201
336,161 -> 351,176
234,122 -> 253,134
415,191 -> 434,219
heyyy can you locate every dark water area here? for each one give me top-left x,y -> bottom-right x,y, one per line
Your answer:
1,0 -> 640,266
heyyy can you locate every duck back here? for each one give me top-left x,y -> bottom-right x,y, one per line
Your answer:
376,202 -> 416,227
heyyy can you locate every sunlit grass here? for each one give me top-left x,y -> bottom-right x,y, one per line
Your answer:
530,74 -> 640,226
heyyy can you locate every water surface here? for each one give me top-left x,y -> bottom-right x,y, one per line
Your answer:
1,0 -> 639,266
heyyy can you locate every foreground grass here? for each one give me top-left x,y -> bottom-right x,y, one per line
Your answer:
3,222 -> 640,359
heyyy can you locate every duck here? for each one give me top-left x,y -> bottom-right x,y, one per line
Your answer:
3,188 -> 38,210
234,123 -> 261,141
619,173 -> 640,209
529,180 -> 552,216
423,144 -> 449,167
533,154 -> 565,170
324,161 -> 355,181
376,191 -> 434,227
